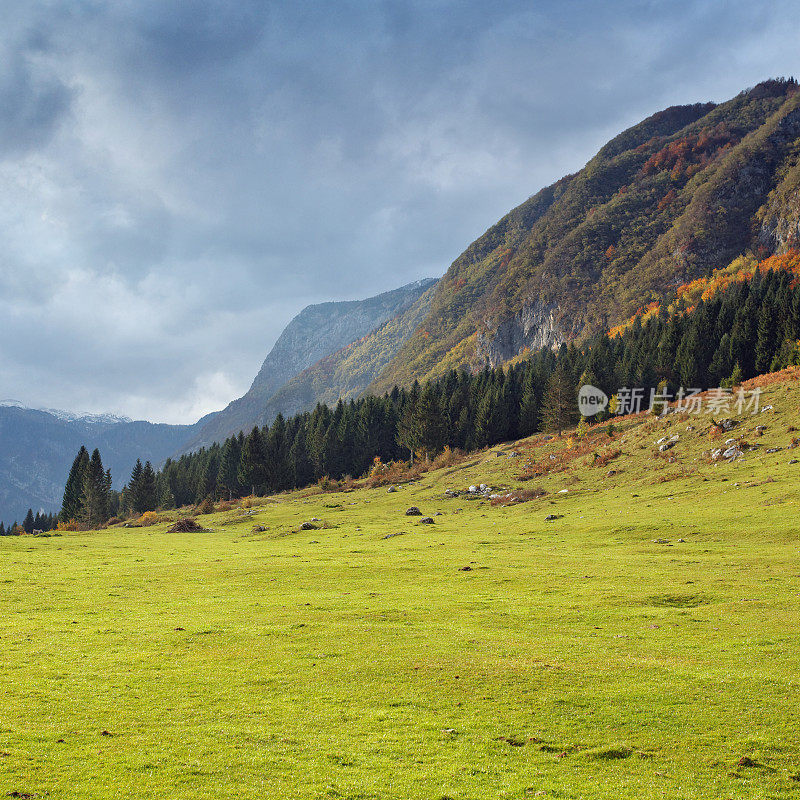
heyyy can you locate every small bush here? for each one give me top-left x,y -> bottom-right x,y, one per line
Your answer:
595,448 -> 622,467
56,519 -> 88,532
138,511 -> 160,526
194,497 -> 215,515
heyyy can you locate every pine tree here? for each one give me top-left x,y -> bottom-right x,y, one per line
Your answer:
238,427 -> 267,495
540,364 -> 577,433
754,303 -> 774,375
137,462 -> 158,512
60,446 -> 90,522
415,382 -> 447,459
23,509 -> 35,534
289,424 -> 314,488
266,414 -> 291,490
518,367 -> 539,437
216,438 -> 241,500
128,459 -> 144,514
82,449 -> 109,527
396,402 -> 421,464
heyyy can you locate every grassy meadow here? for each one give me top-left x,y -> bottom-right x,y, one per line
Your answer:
1,375 -> 799,799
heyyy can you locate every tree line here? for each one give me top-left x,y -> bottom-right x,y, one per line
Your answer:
0,510 -> 58,536
57,264 -> 800,524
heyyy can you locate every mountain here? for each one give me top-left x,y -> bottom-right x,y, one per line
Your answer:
180,278 -> 436,452
368,78 -> 800,394
0,405 -> 200,524
254,279 -> 439,422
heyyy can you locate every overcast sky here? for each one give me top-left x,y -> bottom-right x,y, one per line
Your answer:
0,0 -> 798,423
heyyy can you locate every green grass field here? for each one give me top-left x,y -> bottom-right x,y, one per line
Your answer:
2,377 -> 799,799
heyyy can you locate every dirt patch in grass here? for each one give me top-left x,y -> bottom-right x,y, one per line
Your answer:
645,593 -> 711,608
580,744 -> 634,760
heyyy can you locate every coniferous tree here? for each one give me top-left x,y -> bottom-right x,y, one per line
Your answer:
216,437 -> 241,500
755,303 -> 775,375
266,414 -> 291,490
138,461 -> 158,513
541,364 -> 577,433
414,382 -> 447,459
238,427 -> 267,495
518,366 -> 539,437
23,509 -> 35,534
60,446 -> 90,522
82,448 -> 109,527
396,402 -> 421,464
289,423 -> 314,488
128,459 -> 144,513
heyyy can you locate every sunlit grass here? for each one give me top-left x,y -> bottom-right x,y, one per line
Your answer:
1,380 -> 799,798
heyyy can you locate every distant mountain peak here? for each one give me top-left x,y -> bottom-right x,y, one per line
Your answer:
177,277 -> 438,453
1,401 -> 134,425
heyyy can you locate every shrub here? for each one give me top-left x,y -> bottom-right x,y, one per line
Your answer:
595,448 -> 622,467
195,497 -> 215,515
138,511 -> 160,526
56,519 -> 85,532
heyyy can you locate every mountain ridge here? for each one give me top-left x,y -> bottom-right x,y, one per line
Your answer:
368,79 -> 800,394
178,278 -> 437,453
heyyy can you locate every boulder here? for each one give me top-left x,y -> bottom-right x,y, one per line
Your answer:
405,507 -> 422,516
387,486 -> 398,493
468,485 -> 478,493
419,517 -> 435,524
300,521 -> 318,530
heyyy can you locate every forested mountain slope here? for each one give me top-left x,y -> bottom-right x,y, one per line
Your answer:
370,79 -> 800,394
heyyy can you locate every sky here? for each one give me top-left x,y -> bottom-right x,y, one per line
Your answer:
0,0 -> 798,423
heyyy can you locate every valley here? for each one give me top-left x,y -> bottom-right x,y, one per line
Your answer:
2,373 -> 798,798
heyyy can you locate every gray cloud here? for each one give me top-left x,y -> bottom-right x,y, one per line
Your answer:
0,0 -> 798,421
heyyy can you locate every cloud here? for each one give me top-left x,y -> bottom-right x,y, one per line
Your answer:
0,0 -> 798,422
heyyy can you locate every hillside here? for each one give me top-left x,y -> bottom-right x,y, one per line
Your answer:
181,278 -> 436,453
255,279 -> 438,421
3,370 -> 799,798
0,406 -> 201,523
370,79 -> 800,393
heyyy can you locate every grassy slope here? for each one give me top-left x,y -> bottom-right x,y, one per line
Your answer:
2,374 -> 800,799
